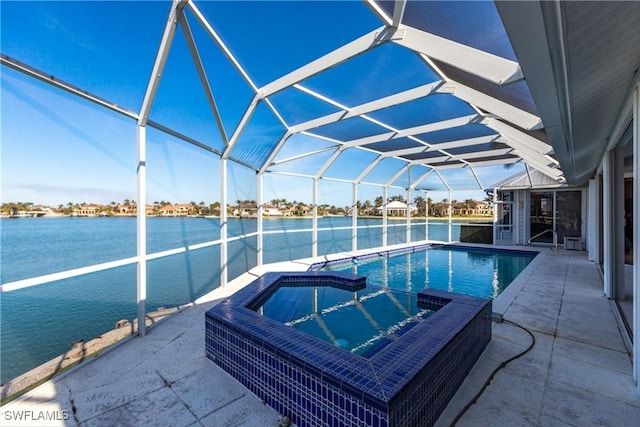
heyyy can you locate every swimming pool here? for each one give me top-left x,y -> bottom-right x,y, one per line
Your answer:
205,271 -> 492,427
253,281 -> 437,358
316,244 -> 537,299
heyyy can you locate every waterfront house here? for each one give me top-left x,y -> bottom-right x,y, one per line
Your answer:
262,204 -> 284,217
174,203 -> 193,217
234,202 -> 258,217
451,200 -> 493,217
376,200 -> 418,216
73,204 -> 103,217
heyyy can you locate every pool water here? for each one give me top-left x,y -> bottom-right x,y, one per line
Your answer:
321,246 -> 537,300
255,284 -> 435,357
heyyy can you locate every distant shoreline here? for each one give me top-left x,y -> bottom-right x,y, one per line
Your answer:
1,214 -> 493,221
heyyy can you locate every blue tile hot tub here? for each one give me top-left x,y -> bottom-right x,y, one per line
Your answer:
205,272 -> 491,427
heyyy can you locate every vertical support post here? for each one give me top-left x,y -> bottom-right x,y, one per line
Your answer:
352,183 -> 358,252
614,148 -> 626,295
406,187 -> 412,244
134,0 -> 184,337
257,172 -> 263,267
220,158 -> 228,287
493,188 -> 498,245
448,190 -> 452,242
603,149 -> 625,299
553,191 -> 558,250
603,150 -> 614,297
136,125 -> 147,336
632,84 -> 639,389
587,179 -> 597,261
425,191 -> 429,241
513,191 -> 520,245
382,186 -> 388,247
595,174 -> 603,264
312,178 -> 318,258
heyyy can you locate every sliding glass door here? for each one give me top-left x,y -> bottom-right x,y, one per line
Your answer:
529,190 -> 582,246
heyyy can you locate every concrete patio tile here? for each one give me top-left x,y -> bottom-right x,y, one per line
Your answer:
156,357 -> 213,384
503,299 -> 560,335
552,336 -> 632,374
66,370 -> 166,423
487,372 -> 545,411
536,411 -> 581,427
548,354 -> 638,406
514,288 -> 564,311
556,308 -> 626,352
437,331 -> 551,427
517,282 -> 565,300
196,393 -> 283,427
566,264 -> 599,280
541,378 -> 640,427
491,324 -> 552,357
167,361 -> 247,420
0,382 -> 77,427
434,357 -> 503,427
77,386 -> 197,427
453,387 -> 539,427
61,326 -> 205,394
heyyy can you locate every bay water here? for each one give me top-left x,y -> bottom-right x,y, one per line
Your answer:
0,216 -> 462,383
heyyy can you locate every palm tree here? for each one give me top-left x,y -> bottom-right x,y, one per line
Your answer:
414,196 -> 425,216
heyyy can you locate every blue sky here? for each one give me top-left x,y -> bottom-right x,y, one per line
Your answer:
1,1 -> 522,208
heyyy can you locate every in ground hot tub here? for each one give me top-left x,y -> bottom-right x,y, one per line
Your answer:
205,272 -> 491,427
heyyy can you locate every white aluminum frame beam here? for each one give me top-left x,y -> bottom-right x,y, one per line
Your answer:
259,26 -> 390,98
269,146 -> 336,167
434,170 -> 452,191
312,179 -> 319,257
464,158 -> 521,168
220,158 -> 228,287
429,162 -> 466,170
364,0 -> 393,26
392,0 -> 407,28
379,135 -> 498,159
135,0 -> 186,336
342,114 -> 479,148
315,147 -> 345,179
632,83 -> 639,389
410,148 -> 514,165
1,54 -> 137,120
483,117 -> 554,155
139,0 -> 186,126
385,164 -> 410,187
136,125 -> 147,336
289,81 -> 443,134
438,80 -> 543,131
424,135 -> 500,152
223,94 -> 261,158
382,186 -> 388,246
482,119 -> 564,180
410,169 -> 435,190
355,155 -> 384,184
468,166 -> 484,189
352,183 -> 358,252
394,25 -> 524,86
259,131 -> 293,174
179,13 -> 229,144
186,0 -> 258,92
257,172 -> 264,266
